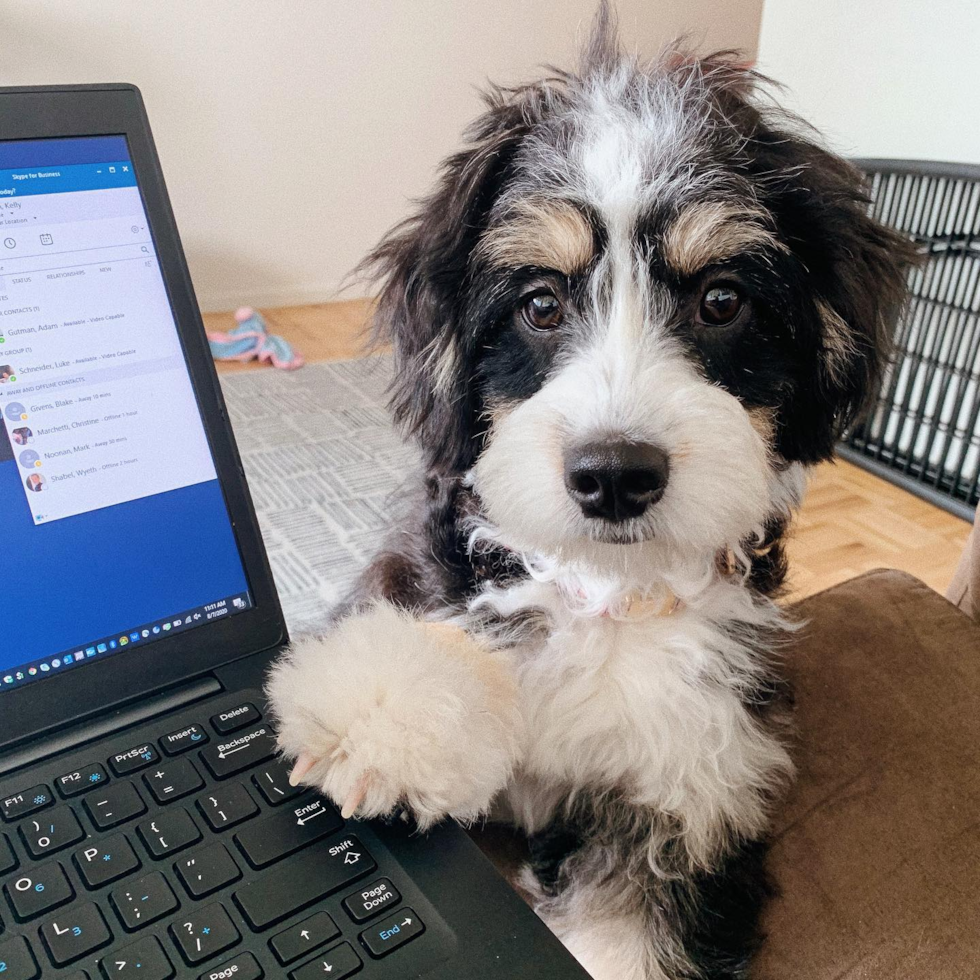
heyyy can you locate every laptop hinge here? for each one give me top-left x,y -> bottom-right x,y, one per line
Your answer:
0,675 -> 222,778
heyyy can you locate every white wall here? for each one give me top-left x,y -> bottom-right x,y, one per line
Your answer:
757,0 -> 980,165
0,0 -> 763,311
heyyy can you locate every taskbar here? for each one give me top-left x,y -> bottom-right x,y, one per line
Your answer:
0,592 -> 252,694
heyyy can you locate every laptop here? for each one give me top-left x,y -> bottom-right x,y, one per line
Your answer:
0,84 -> 586,980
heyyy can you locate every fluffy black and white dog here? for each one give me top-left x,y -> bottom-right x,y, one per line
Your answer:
268,8 -> 914,979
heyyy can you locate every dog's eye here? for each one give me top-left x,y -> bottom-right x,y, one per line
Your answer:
522,292 -> 563,331
698,284 -> 743,326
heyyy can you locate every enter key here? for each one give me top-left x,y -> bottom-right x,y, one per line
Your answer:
234,795 -> 343,868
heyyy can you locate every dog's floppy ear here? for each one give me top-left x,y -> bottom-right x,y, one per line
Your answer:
675,53 -> 918,462
362,92 -> 538,474
759,137 -> 918,461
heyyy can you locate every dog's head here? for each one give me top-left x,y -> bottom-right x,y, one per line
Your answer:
366,7 -> 915,580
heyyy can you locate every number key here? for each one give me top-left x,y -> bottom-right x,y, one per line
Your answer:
169,904 -> 240,965
19,806 -> 84,859
0,936 -> 40,980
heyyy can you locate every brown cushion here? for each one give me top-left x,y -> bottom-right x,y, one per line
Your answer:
757,569 -> 980,978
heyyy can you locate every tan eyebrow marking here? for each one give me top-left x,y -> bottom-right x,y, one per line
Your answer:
478,198 -> 595,274
663,202 -> 786,276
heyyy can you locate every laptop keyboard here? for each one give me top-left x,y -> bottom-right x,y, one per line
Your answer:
0,692 -> 448,979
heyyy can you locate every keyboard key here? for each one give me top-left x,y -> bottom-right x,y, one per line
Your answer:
1,786 -> 53,823
251,762 -> 303,807
160,725 -> 209,756
233,835 -> 376,932
137,810 -> 201,859
85,784 -> 146,830
4,862 -> 74,921
63,973 -> 90,980
109,745 -> 159,777
169,904 -> 240,965
199,727 -> 275,780
100,936 -> 174,980
234,797 -> 343,869
199,952 -> 262,980
39,903 -> 112,966
175,844 -> 240,900
0,936 -> 40,980
142,759 -> 204,805
110,873 -> 178,931
359,907 -> 424,958
0,833 -> 18,875
342,877 -> 401,923
75,835 -> 141,889
20,806 -> 85,859
269,911 -> 339,965
209,704 -> 260,735
197,786 -> 258,832
289,943 -> 361,980
57,765 -> 109,799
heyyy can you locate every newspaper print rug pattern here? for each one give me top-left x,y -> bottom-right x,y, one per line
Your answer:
219,356 -> 417,637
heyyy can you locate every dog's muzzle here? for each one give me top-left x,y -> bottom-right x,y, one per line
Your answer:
563,440 -> 670,523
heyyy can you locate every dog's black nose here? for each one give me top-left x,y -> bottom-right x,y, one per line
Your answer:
563,441 -> 670,522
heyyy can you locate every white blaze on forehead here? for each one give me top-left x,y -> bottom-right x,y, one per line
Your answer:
575,110 -> 654,355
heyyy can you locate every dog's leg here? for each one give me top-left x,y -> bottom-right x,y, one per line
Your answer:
525,826 -> 772,980
265,601 -> 523,828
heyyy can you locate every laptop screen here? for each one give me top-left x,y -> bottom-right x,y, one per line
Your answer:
0,135 -> 251,694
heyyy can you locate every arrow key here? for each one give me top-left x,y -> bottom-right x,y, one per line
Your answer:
288,942 -> 361,980
269,912 -> 339,965
359,907 -> 424,958
99,936 -> 174,980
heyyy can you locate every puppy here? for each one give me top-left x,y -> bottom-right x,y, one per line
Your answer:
267,7 -> 914,978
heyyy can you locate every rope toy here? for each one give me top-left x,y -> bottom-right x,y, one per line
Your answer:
207,307 -> 304,370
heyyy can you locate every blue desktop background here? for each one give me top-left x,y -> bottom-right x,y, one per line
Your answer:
0,135 -> 250,673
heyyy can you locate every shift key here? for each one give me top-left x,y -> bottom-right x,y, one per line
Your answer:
235,796 -> 343,868
200,726 -> 276,779
234,836 -> 375,931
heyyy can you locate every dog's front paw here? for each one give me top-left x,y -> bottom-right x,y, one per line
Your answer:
266,602 -> 522,828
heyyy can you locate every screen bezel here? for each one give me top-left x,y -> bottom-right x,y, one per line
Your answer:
0,84 -> 287,751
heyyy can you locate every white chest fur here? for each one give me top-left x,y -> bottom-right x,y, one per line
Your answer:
475,575 -> 794,863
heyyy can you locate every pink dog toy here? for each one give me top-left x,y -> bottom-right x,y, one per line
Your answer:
207,307 -> 304,370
